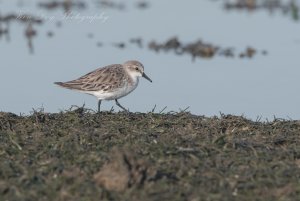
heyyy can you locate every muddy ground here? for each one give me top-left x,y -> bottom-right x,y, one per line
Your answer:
0,109 -> 300,201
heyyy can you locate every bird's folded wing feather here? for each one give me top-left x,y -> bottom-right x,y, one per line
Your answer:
55,64 -> 126,92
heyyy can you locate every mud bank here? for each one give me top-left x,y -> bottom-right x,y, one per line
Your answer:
0,109 -> 300,200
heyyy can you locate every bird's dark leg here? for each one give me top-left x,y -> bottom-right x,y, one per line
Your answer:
115,99 -> 128,112
98,100 -> 101,113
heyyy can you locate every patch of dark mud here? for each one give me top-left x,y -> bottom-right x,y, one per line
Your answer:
94,147 -> 157,192
1,109 -> 300,200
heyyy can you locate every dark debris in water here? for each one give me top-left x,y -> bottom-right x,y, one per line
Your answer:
1,109 -> 300,200
95,0 -> 150,11
38,0 -> 86,13
0,13 -> 43,24
222,0 -> 300,21
0,1 -> 150,53
136,1 -> 150,9
0,13 -> 43,53
96,0 -> 126,10
112,42 -> 126,49
148,37 -> 267,61
96,37 -> 266,61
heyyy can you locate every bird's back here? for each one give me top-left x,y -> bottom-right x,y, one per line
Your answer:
54,64 -> 127,92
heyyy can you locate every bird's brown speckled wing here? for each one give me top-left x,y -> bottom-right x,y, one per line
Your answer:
55,64 -> 127,92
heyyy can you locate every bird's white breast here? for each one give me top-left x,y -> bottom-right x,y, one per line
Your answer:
87,77 -> 139,100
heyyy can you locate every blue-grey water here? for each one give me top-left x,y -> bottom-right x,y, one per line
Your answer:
1,0 -> 300,120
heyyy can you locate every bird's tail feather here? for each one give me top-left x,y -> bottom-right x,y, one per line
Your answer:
54,82 -> 79,90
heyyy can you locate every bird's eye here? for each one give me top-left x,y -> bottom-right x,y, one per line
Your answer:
135,67 -> 139,71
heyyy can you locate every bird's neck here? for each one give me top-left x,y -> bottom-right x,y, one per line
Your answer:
128,74 -> 139,86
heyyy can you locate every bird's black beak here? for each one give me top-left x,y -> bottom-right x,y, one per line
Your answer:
142,72 -> 152,82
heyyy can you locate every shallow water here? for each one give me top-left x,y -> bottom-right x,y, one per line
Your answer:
1,0 -> 300,119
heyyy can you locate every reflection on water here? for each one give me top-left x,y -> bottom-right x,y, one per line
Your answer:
25,22 -> 36,53
0,19 -> 9,41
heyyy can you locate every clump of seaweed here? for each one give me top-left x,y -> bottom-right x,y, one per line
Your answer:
0,108 -> 300,200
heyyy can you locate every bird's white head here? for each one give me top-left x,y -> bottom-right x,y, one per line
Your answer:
123,60 -> 152,82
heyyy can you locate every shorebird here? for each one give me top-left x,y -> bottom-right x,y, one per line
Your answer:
55,60 -> 152,112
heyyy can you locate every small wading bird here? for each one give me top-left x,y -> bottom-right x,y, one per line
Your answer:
54,60 -> 152,112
